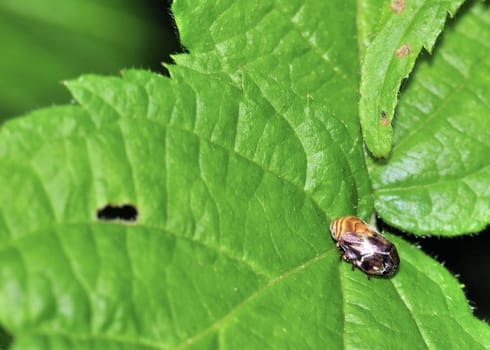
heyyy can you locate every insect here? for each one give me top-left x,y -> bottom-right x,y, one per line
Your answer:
330,216 -> 399,278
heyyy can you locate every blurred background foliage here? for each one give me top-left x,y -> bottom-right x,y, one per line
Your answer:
0,0 -> 488,325
0,0 -> 181,120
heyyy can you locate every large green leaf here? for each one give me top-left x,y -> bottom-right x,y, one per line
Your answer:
359,0 -> 464,157
371,1 -> 490,235
0,0 -> 489,349
0,61 -> 370,350
173,1 -> 362,132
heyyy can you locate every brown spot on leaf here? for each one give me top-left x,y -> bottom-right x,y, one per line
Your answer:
391,0 -> 406,13
380,110 -> 391,126
396,44 -> 411,58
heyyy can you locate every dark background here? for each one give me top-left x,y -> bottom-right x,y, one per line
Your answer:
421,229 -> 490,320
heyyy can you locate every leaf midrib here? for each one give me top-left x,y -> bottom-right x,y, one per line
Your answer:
172,248 -> 336,350
374,162 -> 490,192
0,221 -> 272,280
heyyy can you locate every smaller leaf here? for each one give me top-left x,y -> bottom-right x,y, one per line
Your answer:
359,0 -> 464,157
357,0 -> 392,60
371,2 -> 490,234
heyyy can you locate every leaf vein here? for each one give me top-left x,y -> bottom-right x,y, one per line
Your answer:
392,46 -> 490,152
171,248 -> 336,350
390,279 -> 431,349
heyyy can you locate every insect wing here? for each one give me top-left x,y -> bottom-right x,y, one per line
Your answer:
337,231 -> 365,262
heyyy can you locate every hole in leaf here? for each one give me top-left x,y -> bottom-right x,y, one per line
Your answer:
0,324 -> 13,350
96,204 -> 138,222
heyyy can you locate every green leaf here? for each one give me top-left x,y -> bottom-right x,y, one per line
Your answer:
0,57 -> 370,350
173,1 -> 362,131
1,0 -> 489,349
359,0 -> 464,157
338,233 -> 490,350
371,2 -> 490,235
0,0 -> 171,121
357,0 -> 391,60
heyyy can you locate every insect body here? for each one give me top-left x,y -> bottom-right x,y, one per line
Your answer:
330,216 -> 399,278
